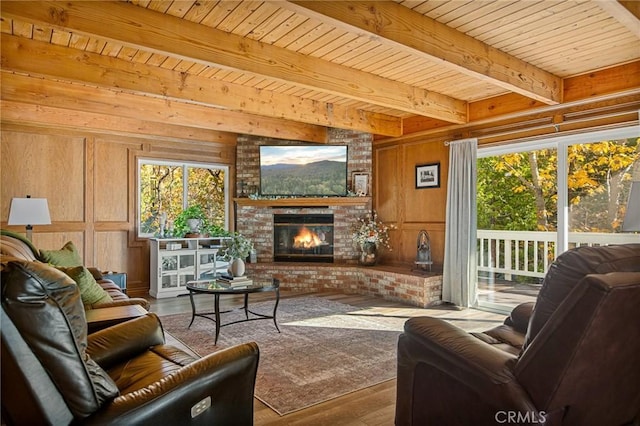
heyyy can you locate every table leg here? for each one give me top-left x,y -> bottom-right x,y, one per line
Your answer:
214,294 -> 221,345
243,293 -> 249,320
187,291 -> 196,327
273,287 -> 281,333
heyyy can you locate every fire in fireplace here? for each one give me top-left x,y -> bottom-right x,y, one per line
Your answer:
274,214 -> 334,263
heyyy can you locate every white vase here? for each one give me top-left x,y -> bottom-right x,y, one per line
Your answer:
186,218 -> 201,233
230,258 -> 246,277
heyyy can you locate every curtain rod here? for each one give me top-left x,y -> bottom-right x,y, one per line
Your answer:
444,138 -> 478,146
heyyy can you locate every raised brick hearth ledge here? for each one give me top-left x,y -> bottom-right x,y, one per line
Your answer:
245,263 -> 443,308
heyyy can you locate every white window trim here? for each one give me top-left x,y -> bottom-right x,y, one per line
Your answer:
137,158 -> 230,238
479,125 -> 639,253
476,124 -> 639,311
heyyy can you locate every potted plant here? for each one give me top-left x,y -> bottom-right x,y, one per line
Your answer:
352,211 -> 394,266
173,205 -> 212,238
220,232 -> 254,276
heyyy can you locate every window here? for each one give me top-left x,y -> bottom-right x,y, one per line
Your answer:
477,127 -> 639,312
138,159 -> 229,237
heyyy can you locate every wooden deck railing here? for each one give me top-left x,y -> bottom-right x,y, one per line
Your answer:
477,230 -> 639,280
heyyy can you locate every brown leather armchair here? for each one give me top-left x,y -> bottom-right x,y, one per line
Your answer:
396,244 -> 640,425
1,258 -> 260,425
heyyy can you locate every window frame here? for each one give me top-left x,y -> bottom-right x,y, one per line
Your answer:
479,126 -> 638,253
476,125 -> 639,313
137,158 -> 230,238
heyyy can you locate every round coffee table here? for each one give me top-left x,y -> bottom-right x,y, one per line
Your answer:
185,278 -> 280,344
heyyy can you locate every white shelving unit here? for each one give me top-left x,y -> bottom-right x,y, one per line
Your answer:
149,237 -> 230,298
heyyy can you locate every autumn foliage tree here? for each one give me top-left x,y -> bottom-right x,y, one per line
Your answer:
140,163 -> 226,236
478,138 -> 639,233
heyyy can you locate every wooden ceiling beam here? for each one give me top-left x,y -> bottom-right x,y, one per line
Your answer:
0,100 -> 238,145
1,1 -> 467,124
288,1 -> 562,105
399,61 -> 640,135
1,72 -> 329,143
378,92 -> 640,146
0,35 -> 401,137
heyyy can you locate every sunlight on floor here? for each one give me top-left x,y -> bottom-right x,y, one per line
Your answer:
283,305 -> 505,333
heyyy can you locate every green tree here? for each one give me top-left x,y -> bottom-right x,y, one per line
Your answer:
478,138 -> 639,233
139,163 -> 226,236
567,139 -> 638,231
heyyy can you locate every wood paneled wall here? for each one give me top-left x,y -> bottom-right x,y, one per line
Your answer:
373,140 -> 448,268
1,124 -> 235,297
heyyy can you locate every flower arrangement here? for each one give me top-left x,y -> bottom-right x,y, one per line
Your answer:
352,211 -> 394,251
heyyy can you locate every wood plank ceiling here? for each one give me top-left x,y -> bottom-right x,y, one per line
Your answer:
1,1 -> 639,144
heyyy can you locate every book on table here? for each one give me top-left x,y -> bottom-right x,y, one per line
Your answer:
217,274 -> 253,287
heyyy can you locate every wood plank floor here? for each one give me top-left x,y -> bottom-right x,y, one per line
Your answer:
148,291 -> 505,426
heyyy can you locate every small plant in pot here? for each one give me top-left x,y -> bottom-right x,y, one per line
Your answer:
220,232 -> 254,277
173,205 -> 212,238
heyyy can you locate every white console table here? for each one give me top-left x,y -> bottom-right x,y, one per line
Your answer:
149,237 -> 230,299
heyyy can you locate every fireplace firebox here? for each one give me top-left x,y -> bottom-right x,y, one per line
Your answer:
273,214 -> 334,263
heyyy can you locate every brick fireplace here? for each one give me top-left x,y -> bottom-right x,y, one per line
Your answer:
235,129 -> 373,264
273,213 -> 335,263
236,203 -> 369,263
232,131 -> 443,308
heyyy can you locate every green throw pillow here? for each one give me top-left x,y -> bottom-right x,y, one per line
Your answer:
56,265 -> 113,306
40,241 -> 83,267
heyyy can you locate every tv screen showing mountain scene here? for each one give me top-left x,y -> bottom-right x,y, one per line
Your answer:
259,145 -> 348,196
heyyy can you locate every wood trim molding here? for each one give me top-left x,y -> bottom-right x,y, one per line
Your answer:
234,197 -> 371,207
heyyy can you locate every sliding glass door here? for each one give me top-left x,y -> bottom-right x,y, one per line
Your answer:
476,128 -> 639,312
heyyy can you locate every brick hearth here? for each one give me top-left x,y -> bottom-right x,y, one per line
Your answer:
246,263 -> 443,308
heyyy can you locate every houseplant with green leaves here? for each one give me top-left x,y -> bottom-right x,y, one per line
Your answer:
172,205 -> 224,237
220,232 -> 254,276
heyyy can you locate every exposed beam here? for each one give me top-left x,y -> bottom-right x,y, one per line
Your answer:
563,60 -> 640,103
0,35 -> 401,137
1,72 -> 329,143
0,100 -> 237,145
1,1 -> 467,124
376,92 -> 640,146
288,1 -> 562,105
399,61 -> 640,134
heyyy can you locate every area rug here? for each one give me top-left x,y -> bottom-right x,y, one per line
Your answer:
159,296 -> 404,415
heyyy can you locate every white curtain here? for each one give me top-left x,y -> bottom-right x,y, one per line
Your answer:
442,138 -> 478,307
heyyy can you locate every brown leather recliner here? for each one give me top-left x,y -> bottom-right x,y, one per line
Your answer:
1,259 -> 260,425
396,244 -> 640,425
0,229 -> 150,310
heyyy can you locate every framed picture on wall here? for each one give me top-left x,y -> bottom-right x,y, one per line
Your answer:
416,163 -> 440,189
352,172 -> 369,196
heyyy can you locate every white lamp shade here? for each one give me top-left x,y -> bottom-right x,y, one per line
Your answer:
622,181 -> 640,232
7,198 -> 51,226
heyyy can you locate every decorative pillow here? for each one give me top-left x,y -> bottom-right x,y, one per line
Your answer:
1,260 -> 119,418
40,241 -> 83,267
56,266 -> 113,306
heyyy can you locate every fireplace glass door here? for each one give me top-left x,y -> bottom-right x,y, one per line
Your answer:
273,214 -> 334,263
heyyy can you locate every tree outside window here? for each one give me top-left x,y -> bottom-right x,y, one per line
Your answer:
138,160 -> 228,237
478,138 -> 639,233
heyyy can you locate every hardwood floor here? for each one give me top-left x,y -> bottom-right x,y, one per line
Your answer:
148,290 -> 505,426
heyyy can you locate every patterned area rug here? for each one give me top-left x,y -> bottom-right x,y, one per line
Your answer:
159,296 -> 404,415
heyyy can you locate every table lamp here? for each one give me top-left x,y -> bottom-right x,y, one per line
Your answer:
7,196 -> 51,241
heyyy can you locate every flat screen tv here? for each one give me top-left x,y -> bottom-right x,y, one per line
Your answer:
259,145 -> 348,196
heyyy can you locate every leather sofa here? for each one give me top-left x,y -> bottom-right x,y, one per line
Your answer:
1,257 -> 260,425
1,229 -> 150,311
396,243 -> 640,425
